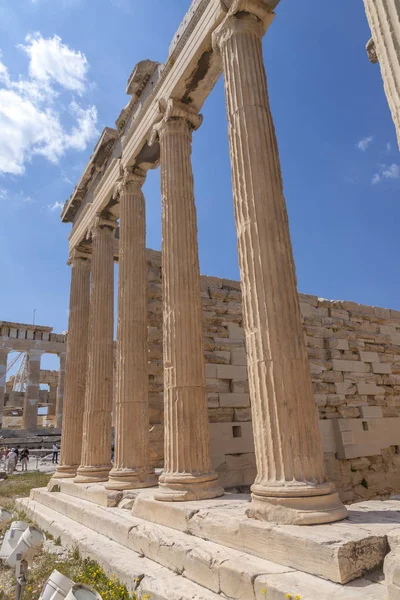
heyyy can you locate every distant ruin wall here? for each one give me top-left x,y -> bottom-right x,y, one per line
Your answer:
145,249 -> 400,503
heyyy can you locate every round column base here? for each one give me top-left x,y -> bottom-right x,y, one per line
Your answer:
74,465 -> 111,484
105,469 -> 158,491
52,465 -> 78,479
155,472 -> 224,502
247,490 -> 348,525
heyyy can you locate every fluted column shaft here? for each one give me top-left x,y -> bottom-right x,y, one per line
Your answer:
56,352 -> 66,428
213,1 -> 347,524
364,0 -> 400,148
0,350 -> 8,427
23,350 -> 43,430
54,253 -> 91,478
75,217 -> 116,483
152,99 -> 223,501
106,168 -> 156,491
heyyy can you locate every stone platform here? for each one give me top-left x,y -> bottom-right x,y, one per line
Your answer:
17,483 -> 400,599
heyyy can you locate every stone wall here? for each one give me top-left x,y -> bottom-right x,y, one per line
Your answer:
145,249 -> 400,503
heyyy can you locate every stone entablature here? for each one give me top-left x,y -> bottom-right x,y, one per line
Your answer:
63,0 -> 234,254
0,321 -> 54,341
0,321 -> 66,346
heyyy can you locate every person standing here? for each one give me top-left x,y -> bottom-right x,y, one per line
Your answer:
20,448 -> 29,472
52,443 -> 59,464
7,448 -> 17,475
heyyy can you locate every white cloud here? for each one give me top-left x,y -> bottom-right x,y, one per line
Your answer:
371,173 -> 381,185
357,136 -> 373,151
0,34 -> 98,176
20,33 -> 88,94
48,200 -> 64,212
371,163 -> 400,185
387,142 -> 392,152
382,163 -> 400,179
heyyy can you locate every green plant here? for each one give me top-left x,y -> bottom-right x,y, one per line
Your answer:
361,478 -> 369,489
21,551 -> 139,599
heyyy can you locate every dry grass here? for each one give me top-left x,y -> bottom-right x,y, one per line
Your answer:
0,472 -> 51,510
0,473 -> 139,599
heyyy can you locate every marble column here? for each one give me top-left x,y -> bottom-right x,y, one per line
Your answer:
56,352 -> 66,428
151,99 -> 223,502
54,251 -> 91,478
213,0 -> 347,524
0,350 -> 9,427
23,350 -> 44,430
364,0 -> 400,148
106,168 -> 156,491
47,384 -> 57,417
75,216 -> 116,483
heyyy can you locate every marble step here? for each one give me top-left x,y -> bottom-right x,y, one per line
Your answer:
17,489 -> 385,600
132,490 -> 400,585
16,496 -> 222,600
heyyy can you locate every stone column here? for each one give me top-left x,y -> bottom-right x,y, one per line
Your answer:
56,353 -> 66,428
54,251 -> 91,479
47,385 -> 57,417
0,350 -> 9,427
23,350 -> 44,430
213,0 -> 347,524
106,168 -> 156,491
151,99 -> 223,502
75,216 -> 116,483
363,0 -> 400,148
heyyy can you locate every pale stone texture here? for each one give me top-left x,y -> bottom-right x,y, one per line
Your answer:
151,99 -> 223,501
363,0 -> 400,149
23,350 -> 44,429
47,384 -> 57,417
56,352 -> 66,428
384,548 -> 400,599
99,250 -> 400,502
18,489 -> 389,598
75,217 -> 116,483
0,350 -> 8,426
213,1 -> 346,524
54,253 -> 91,478
106,168 -> 156,491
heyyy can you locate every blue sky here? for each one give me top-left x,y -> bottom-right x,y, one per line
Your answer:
0,0 -> 399,372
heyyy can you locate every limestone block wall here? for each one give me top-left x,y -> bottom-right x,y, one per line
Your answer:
145,250 -> 400,503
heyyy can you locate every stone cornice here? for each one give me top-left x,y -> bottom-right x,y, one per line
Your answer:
61,127 -> 119,224
68,0 -> 256,252
116,60 -> 161,134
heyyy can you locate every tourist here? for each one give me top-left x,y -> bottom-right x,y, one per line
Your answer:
20,448 -> 29,472
52,443 -> 59,464
7,448 -> 17,475
15,445 -> 21,471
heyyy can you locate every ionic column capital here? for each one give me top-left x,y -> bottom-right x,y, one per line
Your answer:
90,214 -> 118,238
149,99 -> 203,145
123,166 -> 146,191
67,248 -> 91,267
213,0 -> 274,51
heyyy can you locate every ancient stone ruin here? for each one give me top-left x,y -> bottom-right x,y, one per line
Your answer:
0,322 -> 66,430
17,1 -> 400,598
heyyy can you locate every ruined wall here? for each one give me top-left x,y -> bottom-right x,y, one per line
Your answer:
145,250 -> 400,503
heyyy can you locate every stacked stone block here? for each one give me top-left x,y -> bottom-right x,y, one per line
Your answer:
145,250 -> 400,502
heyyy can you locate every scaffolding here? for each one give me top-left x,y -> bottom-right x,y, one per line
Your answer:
5,352 -> 28,392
